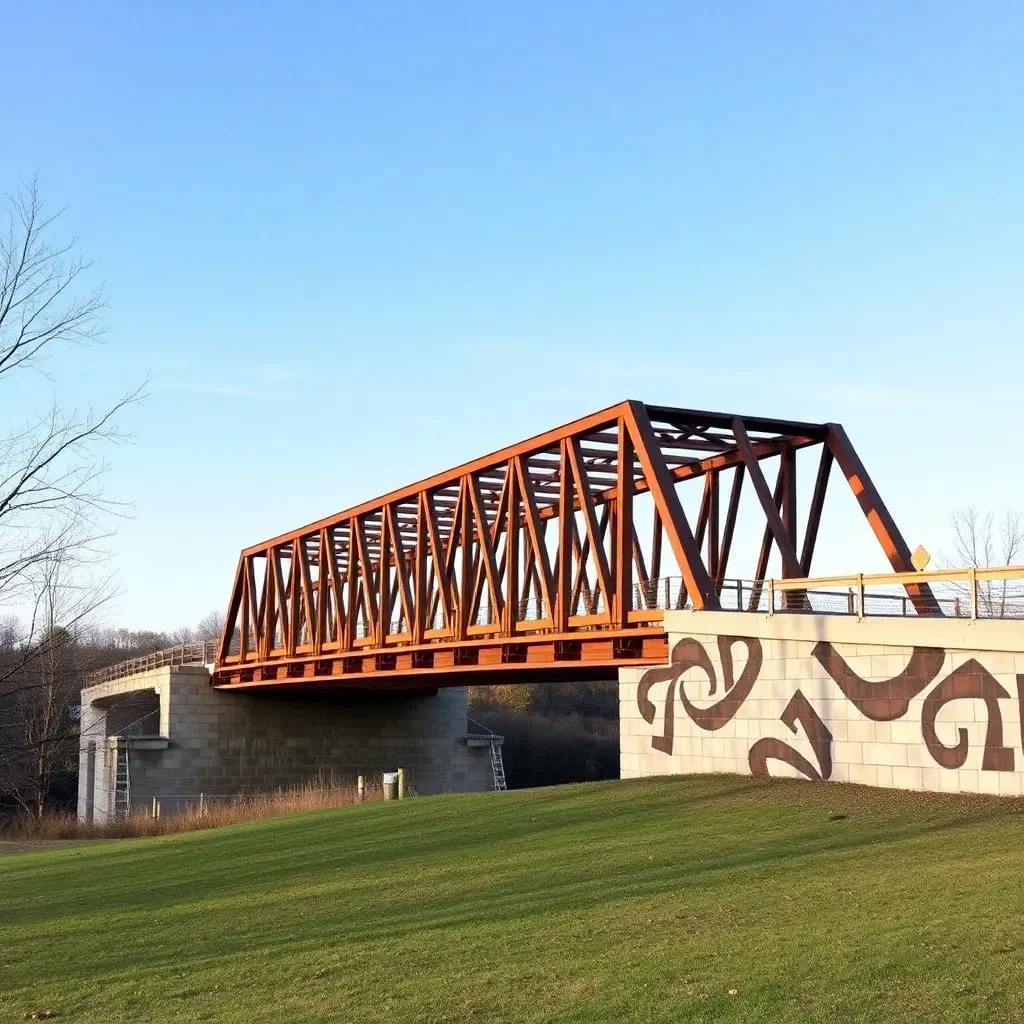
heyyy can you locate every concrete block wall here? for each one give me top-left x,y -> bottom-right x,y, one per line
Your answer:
79,667 -> 494,821
621,610 -> 1024,796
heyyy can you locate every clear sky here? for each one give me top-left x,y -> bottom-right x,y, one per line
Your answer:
3,1 -> 1022,630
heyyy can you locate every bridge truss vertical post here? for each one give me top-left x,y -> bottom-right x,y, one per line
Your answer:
614,418 -> 634,628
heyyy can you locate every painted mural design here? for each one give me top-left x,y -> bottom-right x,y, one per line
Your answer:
636,636 -> 762,753
636,635 -> 1023,783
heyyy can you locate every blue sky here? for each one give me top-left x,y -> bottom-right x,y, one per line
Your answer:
3,1 -> 1022,629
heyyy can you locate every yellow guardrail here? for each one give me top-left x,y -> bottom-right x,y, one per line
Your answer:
765,565 -> 1024,620
771,565 -> 1024,591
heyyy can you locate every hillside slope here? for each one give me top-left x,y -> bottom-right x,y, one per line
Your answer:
3,776 -> 1024,1023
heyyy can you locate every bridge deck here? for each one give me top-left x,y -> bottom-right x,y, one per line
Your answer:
213,399 -> 933,689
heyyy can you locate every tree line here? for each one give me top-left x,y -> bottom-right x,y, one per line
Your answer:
469,681 -> 619,789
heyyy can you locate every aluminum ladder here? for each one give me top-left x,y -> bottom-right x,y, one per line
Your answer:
113,741 -> 131,819
489,737 -> 507,792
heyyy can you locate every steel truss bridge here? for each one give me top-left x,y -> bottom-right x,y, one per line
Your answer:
213,400 -> 934,690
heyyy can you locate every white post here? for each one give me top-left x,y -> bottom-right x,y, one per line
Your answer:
357,775 -> 365,803
397,767 -> 406,800
969,567 -> 978,619
767,578 -> 775,615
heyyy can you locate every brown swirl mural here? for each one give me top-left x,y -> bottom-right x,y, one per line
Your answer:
637,636 -> 762,752
748,691 -> 833,781
810,642 -> 944,720
636,635 -> 1021,783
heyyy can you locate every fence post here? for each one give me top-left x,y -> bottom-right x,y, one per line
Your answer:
767,578 -> 775,615
152,796 -> 157,819
357,775 -> 365,803
857,574 -> 865,619
199,792 -> 205,817
969,568 -> 978,620
397,766 -> 406,800
736,580 -> 743,611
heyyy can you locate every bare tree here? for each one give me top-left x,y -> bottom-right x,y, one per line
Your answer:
0,178 -> 140,816
168,610 -> 225,647
941,505 -> 1024,617
0,547 -> 115,817
0,615 -> 17,653
195,609 -> 224,642
0,179 -> 141,609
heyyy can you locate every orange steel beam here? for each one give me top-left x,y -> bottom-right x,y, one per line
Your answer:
237,402 -> 822,556
214,400 -> 933,686
825,423 -> 940,616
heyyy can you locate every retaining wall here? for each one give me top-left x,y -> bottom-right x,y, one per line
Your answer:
620,610 -> 1024,795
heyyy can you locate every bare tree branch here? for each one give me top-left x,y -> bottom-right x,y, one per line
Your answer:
0,177 -> 104,381
0,177 -> 142,818
939,505 -> 1024,616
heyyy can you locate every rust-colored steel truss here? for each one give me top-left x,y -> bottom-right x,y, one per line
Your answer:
214,400 -> 934,689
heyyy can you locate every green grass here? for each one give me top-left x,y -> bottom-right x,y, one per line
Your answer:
3,776 -> 1024,1023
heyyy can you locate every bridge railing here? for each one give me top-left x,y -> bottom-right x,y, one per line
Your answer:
85,641 -> 219,687
764,566 -> 1024,620
628,568 -> 1024,619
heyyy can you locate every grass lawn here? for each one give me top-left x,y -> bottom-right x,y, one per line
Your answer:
3,776 -> 1024,1023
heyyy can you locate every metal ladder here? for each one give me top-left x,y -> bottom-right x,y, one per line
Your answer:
113,742 -> 131,819
489,737 -> 507,792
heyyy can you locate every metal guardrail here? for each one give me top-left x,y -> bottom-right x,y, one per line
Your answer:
770,565 -> 1024,590
85,641 -> 218,687
766,565 -> 1024,620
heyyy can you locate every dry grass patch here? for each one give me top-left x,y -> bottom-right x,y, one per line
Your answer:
0,777 -> 382,841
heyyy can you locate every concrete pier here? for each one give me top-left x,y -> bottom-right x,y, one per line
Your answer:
78,666 -> 496,821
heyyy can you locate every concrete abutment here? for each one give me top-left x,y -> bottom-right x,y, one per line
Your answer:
78,666 -> 496,821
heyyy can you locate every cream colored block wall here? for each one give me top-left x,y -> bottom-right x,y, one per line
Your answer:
79,666 -> 494,821
620,611 -> 1024,796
